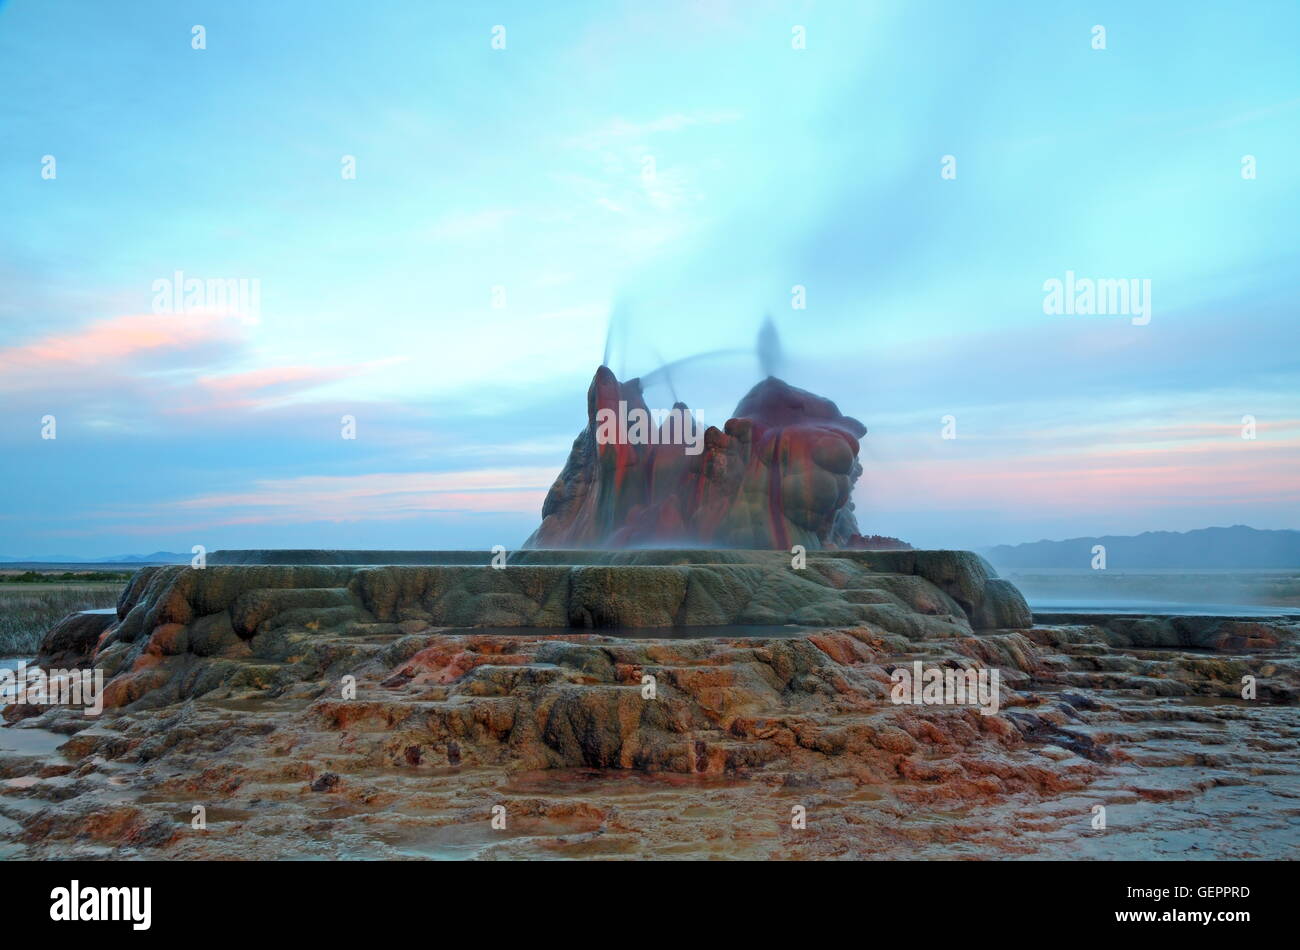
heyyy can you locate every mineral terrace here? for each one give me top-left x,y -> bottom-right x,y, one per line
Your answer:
2,549 -> 1296,860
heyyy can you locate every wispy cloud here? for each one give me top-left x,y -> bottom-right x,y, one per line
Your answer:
867,440 -> 1300,514
162,468 -> 555,525
0,311 -> 249,390
178,358 -> 407,412
568,110 -> 745,150
0,309 -> 404,420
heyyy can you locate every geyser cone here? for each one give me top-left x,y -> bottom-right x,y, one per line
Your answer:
524,367 -> 904,551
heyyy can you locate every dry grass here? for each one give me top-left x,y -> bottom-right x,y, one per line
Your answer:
0,584 -> 125,656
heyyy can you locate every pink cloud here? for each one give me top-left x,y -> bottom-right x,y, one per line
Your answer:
866,440 -> 1300,513
169,358 -> 406,413
160,469 -> 555,525
4,311 -> 246,366
1018,420 -> 1300,443
0,311 -> 249,391
0,311 -> 404,419
48,469 -> 553,538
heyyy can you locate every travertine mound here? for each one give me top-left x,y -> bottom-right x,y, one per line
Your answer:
524,368 -> 902,550
4,552 -> 1294,860
3,598 -> 1295,859
8,550 -> 1028,716
210,550 -> 501,565
1034,612 -> 1300,653
33,610 -> 116,669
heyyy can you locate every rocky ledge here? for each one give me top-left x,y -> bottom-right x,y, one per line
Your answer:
1,551 -> 1295,859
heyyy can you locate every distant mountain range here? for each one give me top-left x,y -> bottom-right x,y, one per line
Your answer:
0,552 -> 189,564
984,526 -> 1300,570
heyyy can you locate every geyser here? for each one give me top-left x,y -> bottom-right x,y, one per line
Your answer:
524,365 -> 906,551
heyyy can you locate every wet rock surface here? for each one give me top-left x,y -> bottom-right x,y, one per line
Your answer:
1,554 -> 1295,860
32,610 -> 117,670
524,368 -> 905,550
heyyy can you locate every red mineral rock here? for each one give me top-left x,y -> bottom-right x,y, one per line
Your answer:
525,366 -> 909,551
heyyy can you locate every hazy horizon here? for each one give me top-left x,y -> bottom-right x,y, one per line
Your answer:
3,1 -> 1298,558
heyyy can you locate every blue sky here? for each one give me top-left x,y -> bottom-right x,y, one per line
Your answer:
1,0 -> 1297,556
